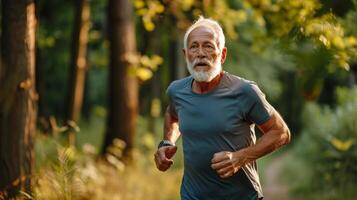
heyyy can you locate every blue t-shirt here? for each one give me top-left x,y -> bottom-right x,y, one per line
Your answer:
167,71 -> 273,200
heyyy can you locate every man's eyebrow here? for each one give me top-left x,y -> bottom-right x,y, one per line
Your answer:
189,41 -> 198,46
203,41 -> 215,44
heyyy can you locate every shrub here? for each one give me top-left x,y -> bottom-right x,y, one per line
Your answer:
289,87 -> 357,199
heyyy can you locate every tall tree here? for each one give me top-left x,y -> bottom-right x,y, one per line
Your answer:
0,1 -> 2,75
102,0 -> 138,160
66,0 -> 90,146
0,0 -> 37,198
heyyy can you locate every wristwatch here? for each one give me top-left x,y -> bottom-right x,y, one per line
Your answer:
158,140 -> 175,149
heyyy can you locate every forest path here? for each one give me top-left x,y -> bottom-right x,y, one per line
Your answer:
262,153 -> 297,200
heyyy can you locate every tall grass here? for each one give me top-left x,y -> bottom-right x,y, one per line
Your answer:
31,113 -> 183,200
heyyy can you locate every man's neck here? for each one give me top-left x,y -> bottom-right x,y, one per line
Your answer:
192,71 -> 224,94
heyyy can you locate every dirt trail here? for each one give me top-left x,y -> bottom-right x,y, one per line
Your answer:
262,154 -> 295,200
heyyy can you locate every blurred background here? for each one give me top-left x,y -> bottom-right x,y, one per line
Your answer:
0,0 -> 356,199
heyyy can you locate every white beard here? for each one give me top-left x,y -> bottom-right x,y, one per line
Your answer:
186,57 -> 222,82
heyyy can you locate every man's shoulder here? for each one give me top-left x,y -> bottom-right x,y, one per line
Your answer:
224,72 -> 267,101
223,72 -> 257,92
168,76 -> 192,89
167,76 -> 192,95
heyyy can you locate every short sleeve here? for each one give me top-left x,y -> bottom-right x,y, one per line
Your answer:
242,83 -> 274,125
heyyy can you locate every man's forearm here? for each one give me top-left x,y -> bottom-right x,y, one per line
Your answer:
238,128 -> 290,163
211,126 -> 290,178
163,107 -> 181,144
163,121 -> 180,144
235,112 -> 291,165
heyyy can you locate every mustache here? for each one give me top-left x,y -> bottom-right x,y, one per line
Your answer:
192,59 -> 213,68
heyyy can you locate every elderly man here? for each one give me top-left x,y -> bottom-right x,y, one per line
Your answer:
154,16 -> 291,200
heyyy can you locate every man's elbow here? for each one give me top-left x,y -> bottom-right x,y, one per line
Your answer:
281,126 -> 291,145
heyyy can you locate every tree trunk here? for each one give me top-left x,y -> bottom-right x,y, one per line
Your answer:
66,0 -> 90,146
102,0 -> 138,161
0,1 -> 2,75
0,0 -> 37,198
81,72 -> 92,120
169,37 -> 179,82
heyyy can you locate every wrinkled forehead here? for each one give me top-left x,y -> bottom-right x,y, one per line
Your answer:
187,26 -> 219,45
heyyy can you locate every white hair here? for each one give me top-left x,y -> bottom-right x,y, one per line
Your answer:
183,16 -> 225,50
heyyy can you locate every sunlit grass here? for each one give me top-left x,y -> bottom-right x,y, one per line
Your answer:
32,114 -> 183,200
33,146 -> 182,200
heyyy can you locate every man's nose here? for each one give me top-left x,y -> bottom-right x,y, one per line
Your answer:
196,47 -> 207,58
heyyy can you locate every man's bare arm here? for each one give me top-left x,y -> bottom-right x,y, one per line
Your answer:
239,110 -> 291,162
163,102 -> 181,143
211,110 -> 291,178
154,102 -> 181,171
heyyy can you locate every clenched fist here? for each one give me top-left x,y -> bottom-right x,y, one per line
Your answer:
211,151 -> 245,178
154,146 -> 177,171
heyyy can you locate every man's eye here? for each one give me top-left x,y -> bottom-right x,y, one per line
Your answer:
205,45 -> 214,50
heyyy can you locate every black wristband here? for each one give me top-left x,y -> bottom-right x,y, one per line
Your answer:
158,140 -> 174,149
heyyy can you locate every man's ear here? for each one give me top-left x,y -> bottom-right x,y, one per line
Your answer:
221,47 -> 227,64
182,48 -> 186,57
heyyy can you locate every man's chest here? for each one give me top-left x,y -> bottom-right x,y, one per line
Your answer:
175,94 -> 247,135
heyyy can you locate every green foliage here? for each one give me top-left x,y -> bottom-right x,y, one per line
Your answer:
286,87 -> 357,199
286,41 -> 333,100
134,0 -> 165,31
247,0 -> 357,70
36,0 -> 109,119
225,41 -> 294,101
134,0 -> 357,70
343,0 -> 357,36
128,54 -> 163,81
36,0 -> 74,118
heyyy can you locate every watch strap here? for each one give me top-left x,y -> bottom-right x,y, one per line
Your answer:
158,140 -> 174,149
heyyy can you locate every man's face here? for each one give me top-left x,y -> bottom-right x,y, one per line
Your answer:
184,26 -> 226,82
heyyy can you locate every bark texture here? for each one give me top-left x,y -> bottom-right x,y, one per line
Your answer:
0,0 -> 37,197
66,0 -> 90,146
102,0 -> 138,161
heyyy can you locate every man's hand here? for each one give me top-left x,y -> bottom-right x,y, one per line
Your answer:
211,151 -> 246,178
154,146 -> 177,171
